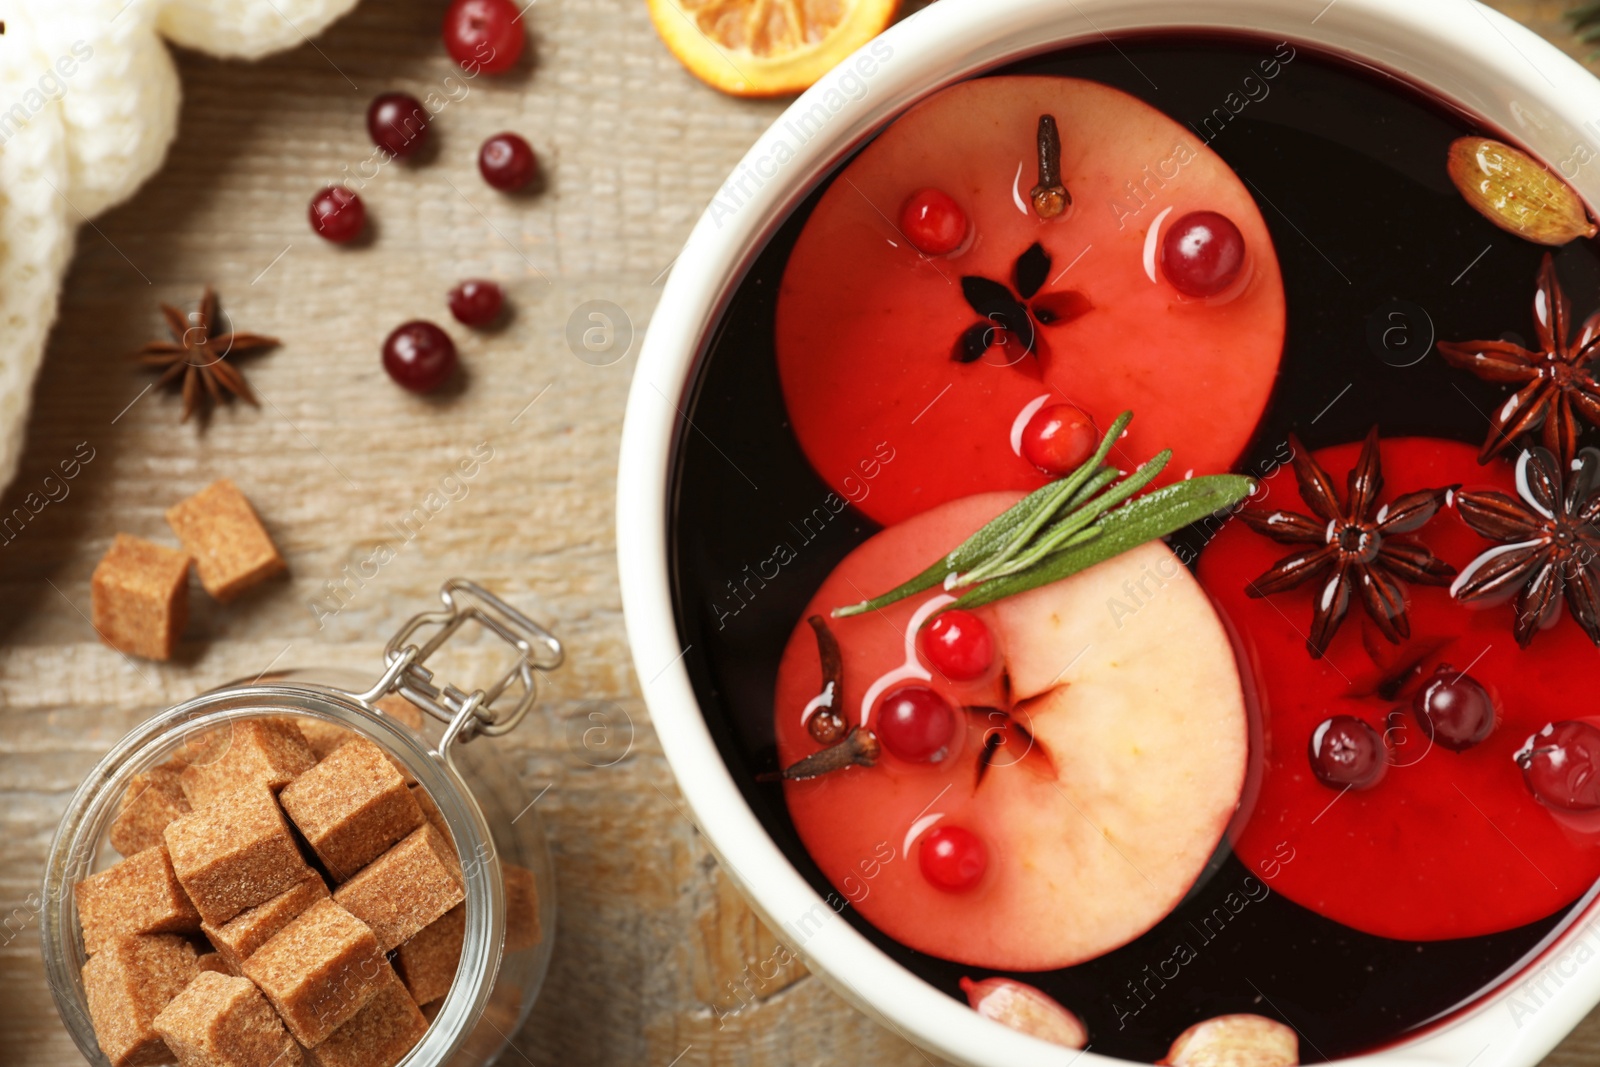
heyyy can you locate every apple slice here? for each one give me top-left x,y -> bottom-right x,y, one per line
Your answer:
774,492 -> 1248,970
1199,438 -> 1600,940
776,75 -> 1285,526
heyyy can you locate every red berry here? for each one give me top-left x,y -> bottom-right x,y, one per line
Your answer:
1160,210 -> 1245,297
899,188 -> 968,255
479,132 -> 538,191
1308,715 -> 1387,790
308,186 -> 365,244
920,826 -> 987,892
448,279 -> 504,327
1021,405 -> 1097,475
1517,721 -> 1600,812
366,92 -> 429,158
383,321 -> 457,393
875,684 -> 956,763
1412,664 -> 1495,751
442,0 -> 525,75
921,610 -> 994,681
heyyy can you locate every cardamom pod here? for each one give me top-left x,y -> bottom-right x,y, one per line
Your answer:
1447,136 -> 1597,246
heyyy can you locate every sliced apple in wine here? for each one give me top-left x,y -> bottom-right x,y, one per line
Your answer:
776,76 -> 1286,526
774,491 -> 1249,969
1199,437 -> 1600,940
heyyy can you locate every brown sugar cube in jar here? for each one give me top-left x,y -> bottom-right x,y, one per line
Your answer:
396,904 -> 463,1006
82,933 -> 199,1067
164,784 -> 313,926
502,864 -> 541,952
165,479 -> 286,603
373,693 -> 425,730
241,898 -> 388,1048
296,719 -> 354,761
333,824 -> 463,951
91,534 -> 191,661
202,876 -> 328,969
76,845 -> 202,954
153,970 -> 304,1067
179,719 -> 316,809
409,784 -> 450,841
279,737 -> 423,880
110,767 -> 192,856
309,964 -> 427,1067
196,952 -> 234,976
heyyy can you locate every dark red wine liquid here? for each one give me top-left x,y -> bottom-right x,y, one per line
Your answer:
667,35 -> 1600,1061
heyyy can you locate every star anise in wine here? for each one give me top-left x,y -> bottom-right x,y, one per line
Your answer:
1453,446 -> 1600,647
1437,253 -> 1600,464
133,287 -> 278,421
1240,428 -> 1455,659
952,242 -> 1090,372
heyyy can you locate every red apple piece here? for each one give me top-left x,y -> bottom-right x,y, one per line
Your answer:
777,76 -> 1286,526
775,492 -> 1249,969
1200,437 -> 1600,940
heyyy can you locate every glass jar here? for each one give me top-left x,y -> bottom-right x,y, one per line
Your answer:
40,579 -> 560,1067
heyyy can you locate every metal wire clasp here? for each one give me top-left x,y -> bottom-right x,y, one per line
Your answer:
360,579 -> 563,750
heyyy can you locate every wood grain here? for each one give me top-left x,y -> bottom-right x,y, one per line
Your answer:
0,1 -> 1595,1064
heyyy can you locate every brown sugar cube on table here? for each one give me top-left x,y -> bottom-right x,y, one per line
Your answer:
179,719 -> 315,809
202,875 -> 327,969
164,784 -> 313,926
91,534 -> 191,661
76,845 -> 201,954
154,970 -> 304,1067
110,767 -> 192,857
280,737 -> 423,880
165,479 -> 286,603
396,904 -> 463,1006
503,864 -> 541,953
82,933 -> 199,1067
241,898 -> 388,1048
334,824 -> 463,951
308,964 -> 427,1067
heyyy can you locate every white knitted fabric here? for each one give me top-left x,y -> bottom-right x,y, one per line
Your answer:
0,0 -> 360,493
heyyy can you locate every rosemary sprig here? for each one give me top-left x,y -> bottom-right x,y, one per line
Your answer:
832,411 -> 1254,618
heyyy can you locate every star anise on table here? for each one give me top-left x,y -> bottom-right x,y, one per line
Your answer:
1239,427 -> 1456,659
1453,446 -> 1600,647
133,286 -> 279,421
1437,253 -> 1600,465
952,242 -> 1091,372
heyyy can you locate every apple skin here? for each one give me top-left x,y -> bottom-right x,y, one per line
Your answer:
1199,437 -> 1600,941
774,492 -> 1249,970
776,75 -> 1285,527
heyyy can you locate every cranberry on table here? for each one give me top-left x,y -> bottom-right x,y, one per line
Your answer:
308,186 -> 365,244
1308,715 -> 1388,790
920,610 -> 994,682
875,684 -> 956,763
899,188 -> 968,256
367,92 -> 429,158
1160,210 -> 1245,298
920,826 -> 987,892
382,321 -> 458,393
1022,404 -> 1097,475
448,279 -> 505,327
1411,664 -> 1495,751
479,133 -> 538,191
1517,721 -> 1600,812
441,0 -> 525,74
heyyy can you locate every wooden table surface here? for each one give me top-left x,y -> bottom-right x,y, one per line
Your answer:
2,1 -> 1597,1064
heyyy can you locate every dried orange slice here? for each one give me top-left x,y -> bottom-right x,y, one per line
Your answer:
649,0 -> 900,97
